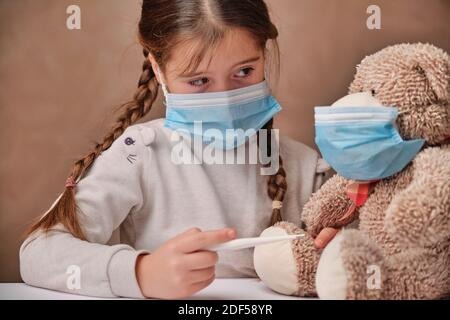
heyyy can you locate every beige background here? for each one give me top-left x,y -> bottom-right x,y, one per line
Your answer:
0,0 -> 449,282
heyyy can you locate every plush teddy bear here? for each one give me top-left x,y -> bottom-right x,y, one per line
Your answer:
253,43 -> 450,299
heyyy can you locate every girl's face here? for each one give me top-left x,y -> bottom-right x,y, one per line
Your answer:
149,28 -> 265,94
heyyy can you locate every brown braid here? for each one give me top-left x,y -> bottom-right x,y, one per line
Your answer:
26,48 -> 159,240
258,118 -> 288,228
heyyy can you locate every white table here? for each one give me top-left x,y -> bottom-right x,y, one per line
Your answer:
0,279 -> 312,300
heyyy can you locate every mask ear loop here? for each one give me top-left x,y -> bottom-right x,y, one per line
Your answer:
264,67 -> 273,94
264,68 -> 269,86
156,65 -> 169,97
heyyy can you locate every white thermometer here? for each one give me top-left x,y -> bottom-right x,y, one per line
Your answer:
204,234 -> 305,251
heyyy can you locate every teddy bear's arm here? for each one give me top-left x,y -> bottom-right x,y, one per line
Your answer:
302,174 -> 357,238
384,147 -> 450,247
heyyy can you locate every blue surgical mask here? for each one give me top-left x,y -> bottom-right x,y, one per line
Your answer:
156,67 -> 282,150
314,106 -> 425,180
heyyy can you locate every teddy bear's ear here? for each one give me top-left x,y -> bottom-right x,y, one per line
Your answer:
414,51 -> 449,101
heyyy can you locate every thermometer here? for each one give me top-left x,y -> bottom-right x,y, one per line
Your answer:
204,234 -> 305,251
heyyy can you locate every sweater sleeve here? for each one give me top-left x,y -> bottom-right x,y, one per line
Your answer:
313,158 -> 333,192
20,125 -> 153,298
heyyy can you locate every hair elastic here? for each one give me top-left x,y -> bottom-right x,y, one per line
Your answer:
65,176 -> 77,188
272,200 -> 283,210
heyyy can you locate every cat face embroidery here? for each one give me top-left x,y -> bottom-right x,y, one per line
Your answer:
124,137 -> 137,164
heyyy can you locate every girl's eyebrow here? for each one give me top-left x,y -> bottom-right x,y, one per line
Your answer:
230,56 -> 261,68
179,56 -> 261,78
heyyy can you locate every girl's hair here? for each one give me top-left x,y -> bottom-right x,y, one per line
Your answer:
27,0 -> 286,240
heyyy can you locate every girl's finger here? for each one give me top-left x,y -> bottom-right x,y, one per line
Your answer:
188,273 -> 215,293
170,227 -> 202,244
314,227 -> 340,249
184,251 -> 219,270
188,266 -> 215,284
178,228 -> 235,253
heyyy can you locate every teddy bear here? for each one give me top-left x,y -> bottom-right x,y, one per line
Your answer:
253,43 -> 450,299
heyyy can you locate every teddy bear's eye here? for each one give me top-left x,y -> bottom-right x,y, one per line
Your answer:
371,89 -> 376,96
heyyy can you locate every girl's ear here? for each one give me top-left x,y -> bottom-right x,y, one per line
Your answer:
147,53 -> 162,84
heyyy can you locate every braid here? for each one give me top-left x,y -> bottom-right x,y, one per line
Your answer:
26,48 -> 159,240
258,118 -> 288,228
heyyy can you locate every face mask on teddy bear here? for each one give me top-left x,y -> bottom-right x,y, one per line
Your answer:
314,92 -> 425,181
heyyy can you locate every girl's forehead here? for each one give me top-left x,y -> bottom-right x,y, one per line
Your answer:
166,28 -> 263,77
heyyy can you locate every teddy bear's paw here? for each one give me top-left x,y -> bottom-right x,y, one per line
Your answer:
317,230 -> 384,300
315,231 -> 348,299
253,221 -> 319,296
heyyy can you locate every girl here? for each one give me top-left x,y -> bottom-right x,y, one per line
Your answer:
20,0 -> 330,299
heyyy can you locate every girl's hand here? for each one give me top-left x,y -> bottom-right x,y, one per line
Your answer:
314,227 -> 340,249
135,227 -> 236,299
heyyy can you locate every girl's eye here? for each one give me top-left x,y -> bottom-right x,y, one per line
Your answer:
235,67 -> 254,78
188,77 -> 209,87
